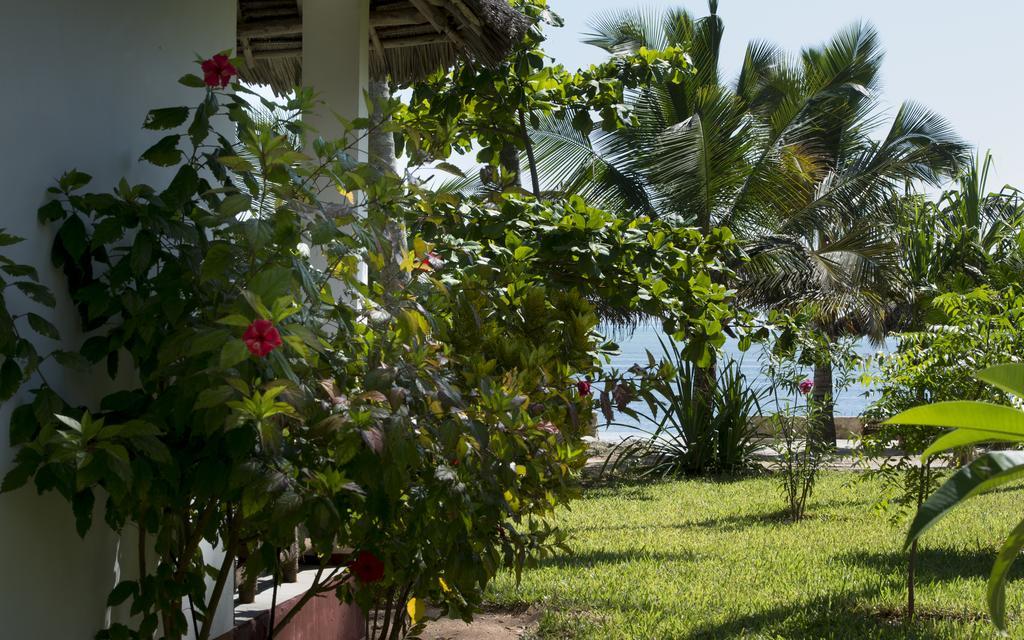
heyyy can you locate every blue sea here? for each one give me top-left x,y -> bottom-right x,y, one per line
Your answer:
597,324 -> 890,439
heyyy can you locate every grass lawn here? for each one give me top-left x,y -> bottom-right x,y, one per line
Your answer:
488,472 -> 1024,639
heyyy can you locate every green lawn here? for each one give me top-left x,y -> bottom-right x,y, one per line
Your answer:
489,472 -> 1024,639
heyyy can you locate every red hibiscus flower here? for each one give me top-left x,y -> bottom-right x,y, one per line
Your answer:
348,550 -> 385,584
201,54 -> 237,88
576,380 -> 591,397
798,379 -> 814,395
243,319 -> 283,358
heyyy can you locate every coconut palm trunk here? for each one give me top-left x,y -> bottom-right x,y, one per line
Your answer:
368,78 -> 408,293
812,360 -> 838,446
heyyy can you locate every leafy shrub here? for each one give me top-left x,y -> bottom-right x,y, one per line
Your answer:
890,363 -> 1024,631
767,402 -> 832,521
1,54 -> 739,640
603,335 -> 766,477
858,286 -> 1024,619
0,230 -> 60,403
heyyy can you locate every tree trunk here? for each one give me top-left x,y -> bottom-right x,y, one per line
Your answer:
694,354 -> 717,469
368,79 -> 396,173
368,78 -> 408,295
518,109 -> 541,197
812,360 -> 837,447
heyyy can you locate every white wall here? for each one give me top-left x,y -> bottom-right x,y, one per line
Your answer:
0,1 -> 236,638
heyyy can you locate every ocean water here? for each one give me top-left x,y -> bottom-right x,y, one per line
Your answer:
598,324 -> 889,439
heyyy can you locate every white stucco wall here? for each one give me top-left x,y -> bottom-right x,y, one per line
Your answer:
0,1 -> 237,638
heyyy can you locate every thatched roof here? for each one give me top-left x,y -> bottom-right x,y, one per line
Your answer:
237,0 -> 529,94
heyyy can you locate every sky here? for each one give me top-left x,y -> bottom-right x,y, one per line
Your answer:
539,0 -> 1024,189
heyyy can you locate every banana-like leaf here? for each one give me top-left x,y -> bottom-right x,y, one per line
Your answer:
886,401 -> 1024,438
906,451 -> 1024,549
989,517 -> 1024,630
977,363 -> 1024,399
922,428 -> 1024,460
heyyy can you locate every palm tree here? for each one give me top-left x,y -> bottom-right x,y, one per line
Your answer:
742,100 -> 966,441
529,3 -> 967,443
928,153 -> 1024,288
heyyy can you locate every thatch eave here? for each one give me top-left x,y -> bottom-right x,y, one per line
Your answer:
236,0 -> 529,94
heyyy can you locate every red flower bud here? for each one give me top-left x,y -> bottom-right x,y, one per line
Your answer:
576,380 -> 591,397
799,379 -> 814,395
243,319 -> 283,358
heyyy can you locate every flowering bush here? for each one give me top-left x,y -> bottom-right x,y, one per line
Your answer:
1,52 -> 737,640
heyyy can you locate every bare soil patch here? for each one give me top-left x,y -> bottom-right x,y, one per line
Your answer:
419,607 -> 540,640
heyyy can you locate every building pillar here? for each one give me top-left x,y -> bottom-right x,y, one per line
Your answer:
302,0 -> 370,285
302,0 -> 369,160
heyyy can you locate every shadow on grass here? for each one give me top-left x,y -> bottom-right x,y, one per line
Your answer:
682,587 -> 994,640
537,548 -> 698,570
573,508 -> 794,535
687,508 -> 795,531
840,546 -> 1018,583
580,480 -> 660,501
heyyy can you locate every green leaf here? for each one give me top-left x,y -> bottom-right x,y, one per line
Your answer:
37,200 -> 65,223
9,403 -> 39,446
220,339 -> 250,369
922,428 -> 1024,460
218,193 -> 251,217
57,214 -> 88,260
187,329 -> 230,357
55,414 -> 83,431
513,246 -> 536,261
98,420 -> 161,440
0,231 -> 24,246
132,436 -> 172,465
989,517 -> 1024,630
1,262 -> 38,279
216,155 -> 256,173
978,363 -> 1024,399
906,451 -> 1024,549
195,386 -> 236,410
72,489 -> 95,537
53,350 -> 89,369
130,232 -> 155,277
217,314 -> 252,327
26,313 -> 59,340
1,458 -> 38,493
188,104 -> 210,147
106,581 -> 138,607
58,170 -> 92,193
178,73 -> 206,88
435,162 -> 465,177
143,107 -> 190,130
886,401 -> 1024,439
249,267 -> 294,302
0,358 -> 23,401
201,243 -> 238,282
14,282 -> 56,307
140,135 -> 183,167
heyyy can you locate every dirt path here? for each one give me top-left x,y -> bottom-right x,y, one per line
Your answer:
419,608 -> 540,640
